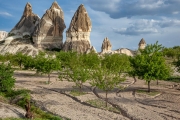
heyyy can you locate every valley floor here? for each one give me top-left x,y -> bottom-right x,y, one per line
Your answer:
1,70 -> 180,120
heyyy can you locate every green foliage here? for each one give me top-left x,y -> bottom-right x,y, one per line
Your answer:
9,52 -> 28,69
174,55 -> 180,72
34,53 -> 61,83
81,52 -> 101,69
0,63 -> 15,92
130,41 -> 171,92
101,54 -> 131,73
163,46 -> 180,58
90,54 -> 126,107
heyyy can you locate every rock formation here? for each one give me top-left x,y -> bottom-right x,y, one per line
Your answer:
10,2 -> 40,36
114,48 -> 134,56
0,31 -> 8,41
101,37 -> 112,53
86,46 -> 97,54
0,3 -> 39,56
33,1 -> 66,50
63,4 -> 91,53
139,38 -> 146,49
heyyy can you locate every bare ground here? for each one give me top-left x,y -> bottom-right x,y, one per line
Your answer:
1,70 -> 180,120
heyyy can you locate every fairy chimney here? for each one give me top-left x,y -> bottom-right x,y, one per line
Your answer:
138,38 -> 146,50
33,1 -> 66,50
101,37 -> 112,53
63,4 -> 91,53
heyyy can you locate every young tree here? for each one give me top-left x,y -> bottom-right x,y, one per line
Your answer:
0,63 -> 15,92
10,52 -> 27,70
130,41 -> 171,92
34,53 -> 61,84
66,53 -> 91,91
91,54 -> 127,107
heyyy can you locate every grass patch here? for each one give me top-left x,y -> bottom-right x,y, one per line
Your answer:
136,89 -> 160,96
86,99 -> 120,113
69,89 -> 86,96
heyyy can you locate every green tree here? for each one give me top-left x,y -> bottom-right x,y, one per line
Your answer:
0,63 -> 15,92
66,53 -> 91,91
34,53 -> 61,83
10,52 -> 27,70
130,41 -> 171,92
91,54 -> 126,107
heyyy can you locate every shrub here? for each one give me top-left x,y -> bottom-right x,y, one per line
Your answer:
0,63 -> 15,92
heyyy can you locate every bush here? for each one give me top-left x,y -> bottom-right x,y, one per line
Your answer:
0,63 -> 15,92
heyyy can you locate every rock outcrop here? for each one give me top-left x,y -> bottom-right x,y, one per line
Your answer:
10,2 -> 40,36
101,37 -> 112,53
33,1 -> 66,50
86,46 -> 97,54
114,48 -> 135,56
139,38 -> 146,50
0,31 -> 8,41
0,3 -> 40,56
63,4 -> 91,53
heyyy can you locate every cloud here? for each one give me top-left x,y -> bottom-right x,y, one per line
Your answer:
113,19 -> 159,35
84,0 -> 180,18
0,11 -> 12,17
158,19 -> 180,28
113,18 -> 180,35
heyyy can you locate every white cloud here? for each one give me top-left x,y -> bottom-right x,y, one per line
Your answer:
84,0 -> 180,18
0,11 -> 12,17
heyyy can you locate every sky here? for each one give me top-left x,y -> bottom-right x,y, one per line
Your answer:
0,0 -> 180,52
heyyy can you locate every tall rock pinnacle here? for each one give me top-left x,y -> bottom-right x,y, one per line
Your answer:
33,1 -> 66,50
63,4 -> 92,53
138,38 -> 146,49
101,37 -> 112,53
10,3 -> 40,36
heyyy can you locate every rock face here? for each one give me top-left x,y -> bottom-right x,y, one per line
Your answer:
63,4 -> 91,53
10,3 -> 40,36
33,1 -> 66,50
114,48 -> 134,56
0,31 -> 8,41
0,3 -> 40,56
101,37 -> 112,53
86,46 -> 97,54
139,38 -> 146,49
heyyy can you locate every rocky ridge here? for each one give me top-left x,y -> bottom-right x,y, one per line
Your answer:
63,4 -> 92,53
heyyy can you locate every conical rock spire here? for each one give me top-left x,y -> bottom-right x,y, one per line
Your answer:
33,1 -> 66,50
63,4 -> 92,53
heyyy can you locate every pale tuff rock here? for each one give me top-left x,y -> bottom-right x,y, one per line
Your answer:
0,31 -> 8,41
86,46 -> 97,54
101,37 -> 112,53
10,2 -> 40,36
33,1 -> 66,50
139,38 -> 146,50
63,4 -> 91,53
114,48 -> 134,56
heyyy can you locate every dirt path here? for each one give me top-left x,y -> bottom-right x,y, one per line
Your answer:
14,70 -> 180,120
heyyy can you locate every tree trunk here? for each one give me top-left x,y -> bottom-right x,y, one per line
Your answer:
48,73 -> 50,84
156,80 -> 159,85
148,81 -> 150,92
105,90 -> 108,107
133,76 -> 137,82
